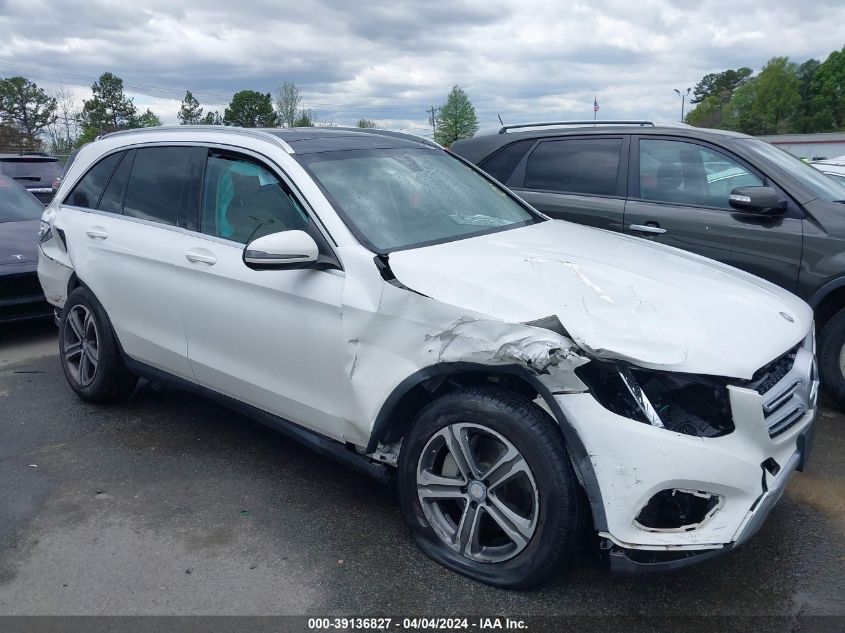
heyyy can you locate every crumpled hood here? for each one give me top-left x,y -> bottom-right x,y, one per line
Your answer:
388,221 -> 813,379
0,219 -> 39,265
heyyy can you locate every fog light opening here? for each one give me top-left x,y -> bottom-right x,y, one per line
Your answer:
634,489 -> 722,532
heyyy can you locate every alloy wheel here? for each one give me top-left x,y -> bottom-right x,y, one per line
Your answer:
63,305 -> 100,387
416,422 -> 539,563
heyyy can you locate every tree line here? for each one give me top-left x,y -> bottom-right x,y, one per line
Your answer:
686,44 -> 845,134
0,68 -> 481,155
176,82 -> 480,146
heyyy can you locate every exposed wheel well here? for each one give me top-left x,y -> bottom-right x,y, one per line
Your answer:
375,368 -> 539,448
371,363 -> 607,533
67,272 -> 82,297
814,285 -> 845,331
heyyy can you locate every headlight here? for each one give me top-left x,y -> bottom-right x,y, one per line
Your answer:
575,359 -> 734,437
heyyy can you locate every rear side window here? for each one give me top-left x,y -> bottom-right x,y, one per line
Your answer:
64,152 -> 123,209
123,147 -> 193,225
524,138 -> 622,196
479,140 -> 534,183
97,150 -> 134,214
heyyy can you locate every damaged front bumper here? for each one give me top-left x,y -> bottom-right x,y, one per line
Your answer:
554,338 -> 817,574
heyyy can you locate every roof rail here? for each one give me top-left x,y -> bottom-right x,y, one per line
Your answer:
498,120 -> 654,134
328,126 -> 443,149
96,125 -> 295,154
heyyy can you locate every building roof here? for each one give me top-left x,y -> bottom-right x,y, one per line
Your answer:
758,132 -> 845,145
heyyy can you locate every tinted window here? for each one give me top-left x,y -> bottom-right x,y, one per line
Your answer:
480,139 -> 534,183
0,175 -> 45,222
524,138 -> 621,195
124,147 -> 193,225
65,152 -> 122,209
639,139 -> 762,209
302,148 -> 539,252
201,153 -> 309,243
98,150 -> 134,214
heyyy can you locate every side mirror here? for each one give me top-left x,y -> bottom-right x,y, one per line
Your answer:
728,186 -> 784,215
243,230 -> 319,270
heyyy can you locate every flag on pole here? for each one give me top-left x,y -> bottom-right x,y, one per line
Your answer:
593,97 -> 600,112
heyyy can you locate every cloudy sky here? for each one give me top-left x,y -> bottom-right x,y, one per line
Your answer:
1,0 -> 844,135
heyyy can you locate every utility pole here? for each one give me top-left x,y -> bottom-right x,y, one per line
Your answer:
426,106 -> 439,138
674,87 -> 691,122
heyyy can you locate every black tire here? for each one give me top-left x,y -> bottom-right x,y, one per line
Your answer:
59,286 -> 138,403
398,387 -> 582,589
819,308 -> 845,408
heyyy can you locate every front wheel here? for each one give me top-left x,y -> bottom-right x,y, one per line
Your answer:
819,308 -> 845,409
398,387 -> 582,589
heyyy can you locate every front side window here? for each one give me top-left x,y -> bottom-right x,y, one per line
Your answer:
64,152 -> 123,209
639,139 -> 762,209
740,138 -> 845,202
301,148 -> 540,252
123,147 -> 194,225
200,153 -> 309,243
524,137 -> 622,195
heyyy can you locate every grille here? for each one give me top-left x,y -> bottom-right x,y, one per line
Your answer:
749,345 -> 798,395
748,342 -> 812,439
0,272 -> 43,300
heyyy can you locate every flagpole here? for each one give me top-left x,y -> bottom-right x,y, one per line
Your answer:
593,96 -> 597,126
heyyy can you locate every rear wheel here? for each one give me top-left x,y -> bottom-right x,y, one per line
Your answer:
398,387 -> 582,589
60,287 -> 138,403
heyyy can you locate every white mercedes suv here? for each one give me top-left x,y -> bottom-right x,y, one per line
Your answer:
38,126 -> 818,588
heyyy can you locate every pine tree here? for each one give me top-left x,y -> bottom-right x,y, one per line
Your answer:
434,85 -> 478,146
177,90 -> 203,124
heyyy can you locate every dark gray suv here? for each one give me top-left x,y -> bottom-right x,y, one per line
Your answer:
452,121 -> 845,407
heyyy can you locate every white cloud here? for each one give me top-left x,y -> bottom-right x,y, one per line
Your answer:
0,0 -> 843,131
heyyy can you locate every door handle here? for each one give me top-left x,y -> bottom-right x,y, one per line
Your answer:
86,227 -> 108,239
185,249 -> 217,266
629,223 -> 667,235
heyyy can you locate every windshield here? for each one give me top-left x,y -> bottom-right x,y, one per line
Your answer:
300,148 -> 541,252
0,158 -> 61,182
0,175 -> 45,222
739,138 -> 845,201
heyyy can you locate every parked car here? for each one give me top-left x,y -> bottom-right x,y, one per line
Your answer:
39,126 -> 817,587
0,153 -> 63,204
0,175 -> 53,322
811,156 -> 845,184
452,121 -> 845,407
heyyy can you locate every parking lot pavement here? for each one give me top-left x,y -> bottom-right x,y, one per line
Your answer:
1,320 -> 844,629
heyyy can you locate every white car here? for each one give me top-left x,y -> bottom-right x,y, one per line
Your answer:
811,156 -> 845,184
38,126 -> 818,588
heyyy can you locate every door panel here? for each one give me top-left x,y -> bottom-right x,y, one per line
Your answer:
58,147 -> 197,378
58,207 -> 194,378
179,237 -> 347,438
625,137 -> 802,291
516,190 -> 626,231
180,149 -> 347,439
623,199 -> 737,263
